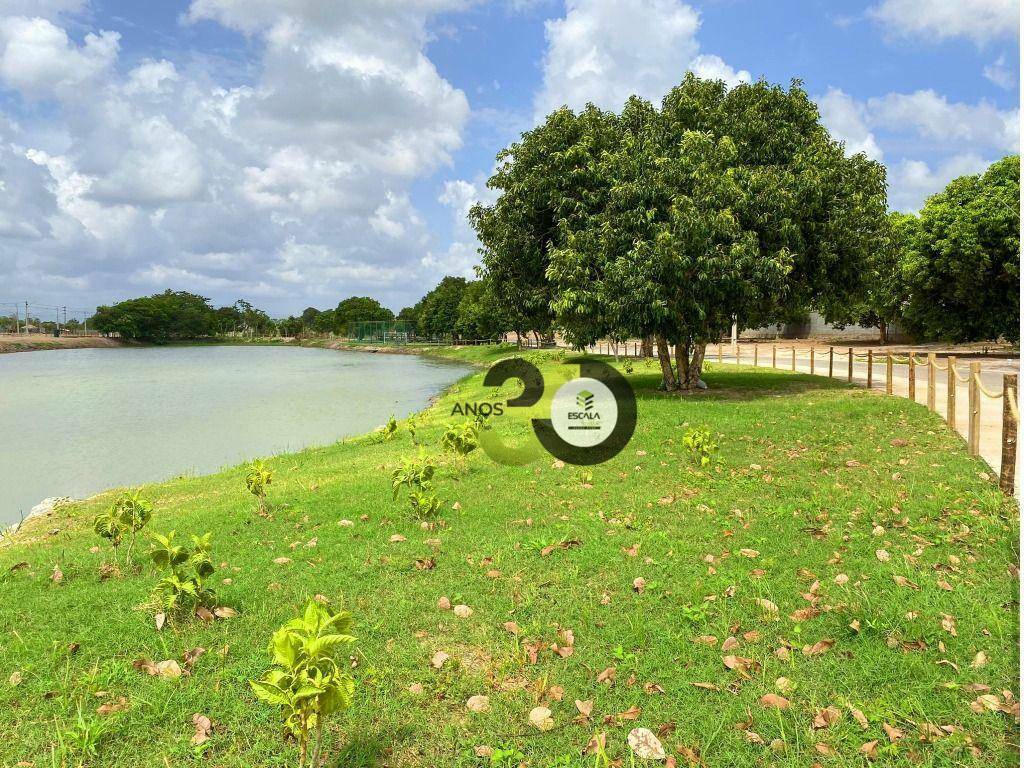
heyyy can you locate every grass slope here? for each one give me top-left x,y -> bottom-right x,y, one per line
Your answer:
0,346 -> 1018,767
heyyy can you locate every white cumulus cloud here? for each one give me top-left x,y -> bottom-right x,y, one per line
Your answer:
867,0 -> 1019,44
535,0 -> 748,118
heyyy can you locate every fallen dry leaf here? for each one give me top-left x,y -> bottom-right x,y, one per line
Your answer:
627,727 -> 666,760
528,706 -> 554,731
812,706 -> 841,729
466,695 -> 490,713
754,598 -> 779,614
802,639 -> 835,656
882,722 -> 904,741
453,604 -> 473,618
430,651 -> 449,669
191,713 -> 213,745
759,693 -> 790,709
96,696 -> 129,716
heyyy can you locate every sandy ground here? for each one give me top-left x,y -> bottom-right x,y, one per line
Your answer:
0,335 -> 125,353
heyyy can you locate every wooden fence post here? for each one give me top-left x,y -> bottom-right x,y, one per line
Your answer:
908,354 -> 916,401
927,354 -> 936,411
791,346 -> 796,371
772,344 -> 777,368
968,362 -> 981,456
1000,374 -> 1017,494
847,348 -> 853,382
718,343 -> 723,364
867,350 -> 873,388
885,354 -> 893,394
828,347 -> 834,378
754,343 -> 758,367
810,348 -> 815,375
947,356 -> 957,429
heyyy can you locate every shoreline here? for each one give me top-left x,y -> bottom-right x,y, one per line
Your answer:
0,335 -> 128,354
6,342 -> 492,536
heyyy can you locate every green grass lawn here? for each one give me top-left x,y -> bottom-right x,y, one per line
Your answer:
0,346 -> 1018,767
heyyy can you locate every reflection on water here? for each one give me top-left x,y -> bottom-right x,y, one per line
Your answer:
0,345 -> 468,523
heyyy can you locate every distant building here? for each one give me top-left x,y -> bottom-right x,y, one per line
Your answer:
741,311 -> 909,342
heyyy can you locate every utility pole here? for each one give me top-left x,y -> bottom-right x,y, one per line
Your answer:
24,301 -> 28,334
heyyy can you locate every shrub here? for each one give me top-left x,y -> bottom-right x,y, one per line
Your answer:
440,420 -> 479,458
390,453 -> 435,499
148,531 -> 216,617
682,427 -> 718,467
245,460 -> 273,514
93,489 -> 153,563
409,489 -> 442,519
251,599 -> 357,767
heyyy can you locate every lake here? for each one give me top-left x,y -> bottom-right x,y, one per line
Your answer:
0,345 -> 469,524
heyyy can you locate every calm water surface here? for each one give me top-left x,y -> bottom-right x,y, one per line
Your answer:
0,345 -> 469,523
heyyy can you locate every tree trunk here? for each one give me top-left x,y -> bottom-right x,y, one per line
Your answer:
654,333 -> 677,391
674,336 -> 690,390
878,320 -> 888,345
682,342 -> 707,389
640,336 -> 653,358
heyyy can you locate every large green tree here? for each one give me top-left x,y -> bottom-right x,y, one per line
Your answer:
471,105 -> 617,345
493,75 -> 887,389
91,290 -> 219,343
454,279 -> 513,340
334,296 -> 394,335
825,212 -> 916,343
902,155 -> 1020,342
417,276 -> 468,339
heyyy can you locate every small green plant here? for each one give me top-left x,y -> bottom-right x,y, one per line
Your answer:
391,453 -> 443,518
148,531 -> 216,616
490,746 -> 526,766
56,703 -> 111,767
245,460 -> 273,514
405,412 -> 419,444
92,489 -> 153,563
623,360 -> 634,374
440,420 -> 479,459
682,427 -> 718,466
251,599 -> 357,767
409,489 -> 442,519
376,414 -> 398,442
390,453 -> 435,499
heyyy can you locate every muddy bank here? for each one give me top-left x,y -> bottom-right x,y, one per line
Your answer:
0,335 -> 126,354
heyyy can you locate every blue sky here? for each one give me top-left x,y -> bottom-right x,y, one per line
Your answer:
0,0 -> 1018,317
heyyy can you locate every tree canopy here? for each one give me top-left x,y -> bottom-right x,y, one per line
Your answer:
416,276 -> 469,339
902,155 -> 1019,342
475,75 -> 889,388
91,290 -> 220,343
